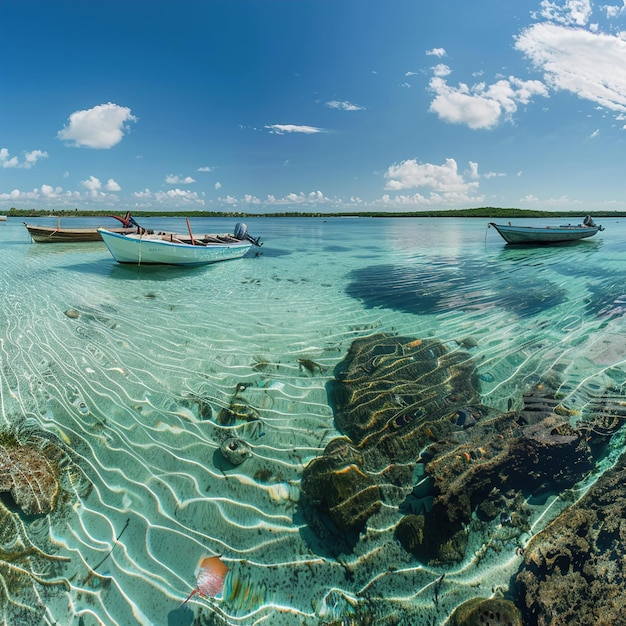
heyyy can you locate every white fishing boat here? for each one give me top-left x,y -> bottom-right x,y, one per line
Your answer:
489,215 -> 604,244
98,221 -> 261,265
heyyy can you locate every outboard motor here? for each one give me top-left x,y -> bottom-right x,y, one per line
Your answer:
234,222 -> 262,246
234,222 -> 248,240
583,215 -> 604,231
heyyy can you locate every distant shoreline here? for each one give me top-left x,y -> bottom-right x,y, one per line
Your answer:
4,207 -> 623,219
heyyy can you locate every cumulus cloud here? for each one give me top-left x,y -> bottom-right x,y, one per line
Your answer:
265,124 -> 324,134
384,158 -> 481,206
79,175 -> 120,198
515,23 -> 626,112
219,190 -> 334,207
0,148 -> 48,168
0,184 -> 80,203
326,100 -> 365,111
536,0 -> 592,26
57,103 -> 138,148
426,47 -> 447,57
154,188 -> 205,205
428,75 -> 548,129
165,174 -> 196,184
197,166 -> 214,172
432,64 -> 452,78
81,176 -> 102,191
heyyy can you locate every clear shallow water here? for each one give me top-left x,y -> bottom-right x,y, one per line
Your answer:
1,215 -> 626,625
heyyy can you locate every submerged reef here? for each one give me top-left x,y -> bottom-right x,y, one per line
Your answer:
300,331 -> 626,624
0,421 -> 90,516
0,421 -> 90,623
515,450 -> 626,625
301,333 -> 480,549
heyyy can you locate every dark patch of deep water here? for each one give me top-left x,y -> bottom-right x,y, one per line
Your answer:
345,257 -> 568,317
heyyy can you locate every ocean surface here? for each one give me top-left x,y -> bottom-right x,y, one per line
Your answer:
1,214 -> 625,625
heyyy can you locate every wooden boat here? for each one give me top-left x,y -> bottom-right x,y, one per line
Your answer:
0,215 -> 7,221
98,221 -> 262,266
489,216 -> 604,244
24,212 -> 137,243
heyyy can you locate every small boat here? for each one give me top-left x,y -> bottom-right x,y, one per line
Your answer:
489,215 -> 604,244
98,221 -> 262,266
24,212 -> 137,243
0,215 -> 7,222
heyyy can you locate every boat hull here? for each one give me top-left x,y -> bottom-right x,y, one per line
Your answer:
99,229 -> 253,265
24,224 -> 135,243
489,222 -> 599,244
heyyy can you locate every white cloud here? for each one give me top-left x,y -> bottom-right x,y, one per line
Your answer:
432,64 -> 452,78
265,124 -> 324,134
428,75 -> 548,129
41,184 -> 61,198
154,189 -> 205,205
165,174 -> 196,184
79,175 -> 120,198
215,182 -> 222,190
605,3 -> 625,19
57,102 -> 138,148
515,23 -> 626,112
384,158 -> 480,203
0,148 -> 48,168
537,0 -> 592,26
484,171 -> 507,179
518,193 -> 581,207
220,190 -> 334,207
426,47 -> 447,57
326,100 -> 365,111
0,184 -> 80,203
133,189 -> 152,199
81,176 -> 102,191
197,166 -> 214,172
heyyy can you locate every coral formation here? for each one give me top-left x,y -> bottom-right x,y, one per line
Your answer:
515,450 -> 626,625
301,332 -> 626,571
0,421 -> 90,622
0,426 -> 66,515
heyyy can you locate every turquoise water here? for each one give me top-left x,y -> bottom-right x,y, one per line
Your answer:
1,215 -> 625,625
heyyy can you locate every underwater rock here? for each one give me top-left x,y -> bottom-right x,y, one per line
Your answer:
302,333 -> 482,549
515,451 -> 626,625
447,597 -> 523,626
0,430 -> 63,515
0,422 -> 91,622
219,438 -> 251,466
64,308 -> 80,319
301,438 -> 381,534
304,333 -> 626,569
395,512 -> 469,564
456,336 -> 479,348
328,333 -> 478,451
395,514 -> 427,561
217,398 -> 260,426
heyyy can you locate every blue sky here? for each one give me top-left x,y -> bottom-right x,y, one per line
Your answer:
2,0 -> 626,213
